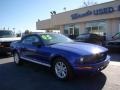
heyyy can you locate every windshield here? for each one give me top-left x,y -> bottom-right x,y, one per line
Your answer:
112,32 -> 120,40
40,33 -> 73,45
76,34 -> 90,41
0,30 -> 14,38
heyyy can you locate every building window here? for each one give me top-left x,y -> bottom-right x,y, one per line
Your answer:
85,21 -> 106,36
74,24 -> 80,36
64,25 -> 69,36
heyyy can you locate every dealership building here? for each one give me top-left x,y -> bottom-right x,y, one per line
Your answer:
36,0 -> 120,40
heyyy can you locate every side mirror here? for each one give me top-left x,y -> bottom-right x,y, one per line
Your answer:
32,42 -> 42,47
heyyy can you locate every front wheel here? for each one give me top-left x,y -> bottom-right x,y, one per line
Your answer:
52,57 -> 73,80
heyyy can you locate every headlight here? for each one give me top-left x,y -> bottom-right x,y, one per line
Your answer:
80,57 -> 84,63
91,48 -> 101,54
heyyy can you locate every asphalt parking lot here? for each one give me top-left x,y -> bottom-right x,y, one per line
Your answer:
0,51 -> 120,90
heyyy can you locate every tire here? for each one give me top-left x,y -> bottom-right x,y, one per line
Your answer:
13,52 -> 22,65
52,57 -> 73,80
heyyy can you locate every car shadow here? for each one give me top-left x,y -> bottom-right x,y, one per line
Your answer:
0,61 -> 107,90
108,50 -> 120,62
108,48 -> 120,53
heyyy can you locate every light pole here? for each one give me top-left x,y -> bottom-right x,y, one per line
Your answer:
13,28 -> 15,35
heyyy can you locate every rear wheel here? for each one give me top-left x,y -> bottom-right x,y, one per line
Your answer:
52,57 -> 73,80
13,52 -> 22,65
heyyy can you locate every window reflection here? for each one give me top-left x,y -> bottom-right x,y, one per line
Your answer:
86,21 -> 106,36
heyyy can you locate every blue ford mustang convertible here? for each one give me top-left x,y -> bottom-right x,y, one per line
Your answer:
10,33 -> 110,80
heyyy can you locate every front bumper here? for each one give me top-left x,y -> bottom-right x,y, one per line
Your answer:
74,55 -> 110,74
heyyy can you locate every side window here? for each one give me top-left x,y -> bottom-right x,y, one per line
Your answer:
22,36 -> 39,45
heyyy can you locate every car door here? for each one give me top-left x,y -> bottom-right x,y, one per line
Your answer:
20,35 -> 40,60
20,35 -> 51,65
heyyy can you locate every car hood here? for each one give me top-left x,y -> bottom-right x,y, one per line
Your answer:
0,37 -> 21,42
51,42 -> 108,55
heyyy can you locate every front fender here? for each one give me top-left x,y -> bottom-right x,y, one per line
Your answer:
49,51 -> 80,67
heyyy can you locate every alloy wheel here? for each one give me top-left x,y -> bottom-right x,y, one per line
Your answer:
55,61 -> 67,79
14,53 -> 20,64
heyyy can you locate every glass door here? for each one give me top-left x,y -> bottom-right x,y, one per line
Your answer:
69,27 -> 74,35
119,24 -> 120,32
64,24 -> 80,38
68,27 -> 75,39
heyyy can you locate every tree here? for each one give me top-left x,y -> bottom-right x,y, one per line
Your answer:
82,0 -> 97,7
16,33 -> 21,37
24,30 -> 30,35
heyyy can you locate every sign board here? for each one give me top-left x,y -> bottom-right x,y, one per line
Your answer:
71,5 -> 120,20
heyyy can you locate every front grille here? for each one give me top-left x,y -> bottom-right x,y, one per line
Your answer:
1,42 -> 11,47
84,52 -> 107,64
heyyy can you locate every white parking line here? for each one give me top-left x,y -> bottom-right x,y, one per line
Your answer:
110,61 -> 120,66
